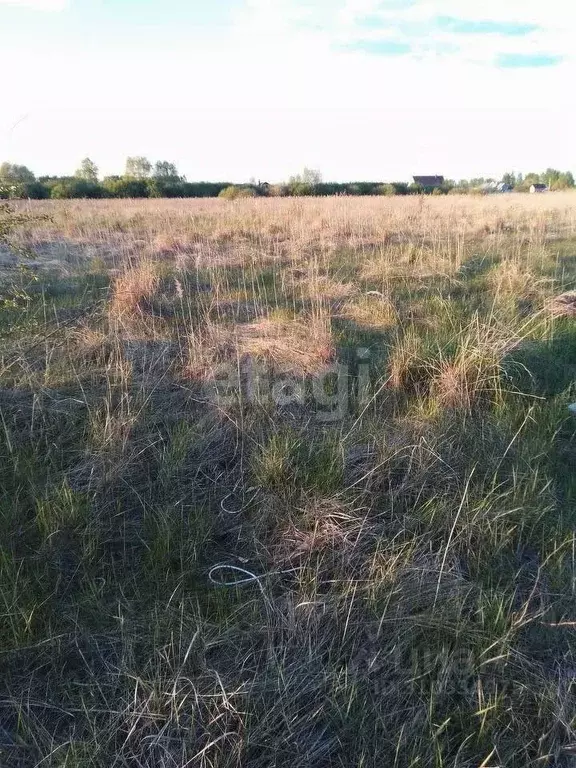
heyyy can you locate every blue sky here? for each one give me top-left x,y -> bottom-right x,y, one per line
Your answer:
0,0 -> 574,181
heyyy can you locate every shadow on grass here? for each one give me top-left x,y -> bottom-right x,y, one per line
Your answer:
505,320 -> 576,398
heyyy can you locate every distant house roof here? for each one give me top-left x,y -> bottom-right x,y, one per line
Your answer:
530,183 -> 548,192
413,176 -> 444,188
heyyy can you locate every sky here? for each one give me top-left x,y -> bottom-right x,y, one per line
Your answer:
0,0 -> 574,183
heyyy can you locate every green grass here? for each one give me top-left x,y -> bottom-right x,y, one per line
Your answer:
1,199 -> 576,766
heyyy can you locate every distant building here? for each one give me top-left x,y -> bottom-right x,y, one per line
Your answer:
530,183 -> 548,194
497,182 -> 513,193
413,175 -> 444,189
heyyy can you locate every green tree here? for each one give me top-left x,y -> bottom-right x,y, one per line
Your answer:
544,168 -> 561,188
75,157 -> 99,182
125,156 -> 152,180
524,173 -> 541,185
153,161 -> 180,180
0,164 -> 37,198
0,162 -> 36,183
551,171 -> 575,190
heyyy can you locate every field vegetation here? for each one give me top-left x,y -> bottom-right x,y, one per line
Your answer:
1,194 -> 576,766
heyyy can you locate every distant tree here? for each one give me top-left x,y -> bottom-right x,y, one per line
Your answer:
524,173 -> 541,185
75,157 -> 99,182
153,161 -> 180,180
303,167 -> 322,185
544,169 -> 561,188
502,172 -> 517,187
551,171 -> 575,190
0,162 -> 35,183
289,168 -> 323,186
125,156 -> 152,180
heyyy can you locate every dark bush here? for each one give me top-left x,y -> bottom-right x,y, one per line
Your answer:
102,178 -> 149,198
51,179 -> 103,199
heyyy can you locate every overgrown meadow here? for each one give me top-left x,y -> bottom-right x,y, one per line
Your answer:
1,194 -> 576,767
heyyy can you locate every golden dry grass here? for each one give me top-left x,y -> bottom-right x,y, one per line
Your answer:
109,260 -> 160,318
187,313 -> 334,379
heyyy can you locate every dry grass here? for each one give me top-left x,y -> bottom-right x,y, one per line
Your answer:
486,259 -> 550,302
548,291 -> 576,317
187,313 -> 333,379
339,292 -> 398,329
109,260 -> 160,318
235,314 -> 334,376
1,194 -> 576,767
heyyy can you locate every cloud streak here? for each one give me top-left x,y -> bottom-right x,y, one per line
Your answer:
436,16 -> 539,36
344,38 -> 411,55
496,53 -> 564,68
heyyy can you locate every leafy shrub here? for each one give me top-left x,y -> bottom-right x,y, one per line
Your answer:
101,177 -> 149,198
50,179 -> 103,199
288,181 -> 314,196
218,185 -> 257,200
21,182 -> 50,200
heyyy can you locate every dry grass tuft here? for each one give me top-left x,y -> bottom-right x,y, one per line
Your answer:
109,261 -> 160,318
235,315 -> 334,376
340,292 -> 397,329
70,326 -> 116,365
432,354 -> 501,410
186,322 -> 237,380
187,313 -> 333,379
486,259 -> 547,300
389,323 -> 506,409
388,331 -> 427,392
548,291 -> 576,317
290,274 -> 357,305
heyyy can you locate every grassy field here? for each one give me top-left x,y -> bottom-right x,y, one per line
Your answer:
1,194 -> 576,767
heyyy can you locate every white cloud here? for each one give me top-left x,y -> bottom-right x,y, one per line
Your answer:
0,0 -> 68,10
234,0 -> 575,67
346,0 -> 575,62
1,0 -> 575,181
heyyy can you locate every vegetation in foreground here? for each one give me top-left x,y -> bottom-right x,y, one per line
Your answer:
1,195 -> 576,767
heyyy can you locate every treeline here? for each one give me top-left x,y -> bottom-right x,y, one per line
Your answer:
0,159 -> 574,200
